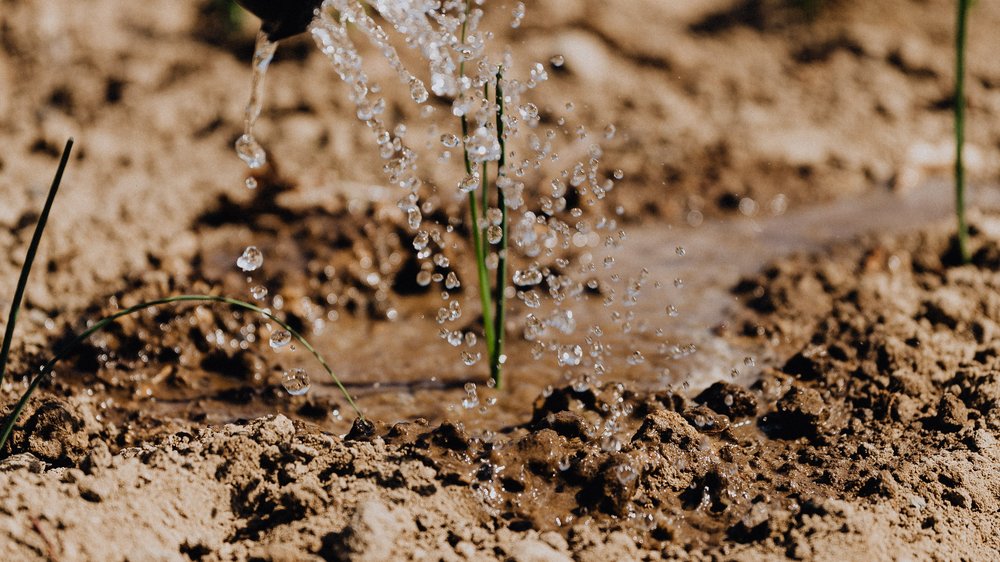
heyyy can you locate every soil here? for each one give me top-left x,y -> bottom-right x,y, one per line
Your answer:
2,0 -> 1000,560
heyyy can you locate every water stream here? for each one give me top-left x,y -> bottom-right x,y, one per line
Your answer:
234,31 -> 277,172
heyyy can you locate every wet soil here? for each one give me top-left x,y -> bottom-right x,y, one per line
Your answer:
2,0 -> 1000,560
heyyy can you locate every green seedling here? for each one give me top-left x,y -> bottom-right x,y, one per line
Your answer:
954,0 -> 972,263
0,140 -> 361,456
459,6 -> 509,389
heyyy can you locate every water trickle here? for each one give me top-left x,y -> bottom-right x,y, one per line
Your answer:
236,31 -> 278,170
236,246 -> 264,272
281,368 -> 311,395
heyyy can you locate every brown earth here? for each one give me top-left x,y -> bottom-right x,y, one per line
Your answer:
1,0 -> 1000,560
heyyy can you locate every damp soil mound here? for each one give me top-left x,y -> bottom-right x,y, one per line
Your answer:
4,215 -> 1000,560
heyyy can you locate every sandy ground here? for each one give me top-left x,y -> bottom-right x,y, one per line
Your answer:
1,0 -> 1000,560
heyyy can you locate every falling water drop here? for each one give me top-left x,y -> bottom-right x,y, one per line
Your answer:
250,285 -> 268,300
557,344 -> 583,366
281,368 -> 311,395
236,246 -> 263,272
487,225 -> 503,244
269,329 -> 292,349
235,135 -> 267,170
513,268 -> 543,286
407,207 -> 422,229
409,78 -> 429,103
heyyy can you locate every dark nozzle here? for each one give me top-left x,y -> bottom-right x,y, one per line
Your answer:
235,0 -> 324,41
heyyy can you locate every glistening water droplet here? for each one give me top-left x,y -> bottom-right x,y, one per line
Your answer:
281,368 -> 310,395
251,285 -> 268,300
269,329 -> 291,349
236,246 -> 263,272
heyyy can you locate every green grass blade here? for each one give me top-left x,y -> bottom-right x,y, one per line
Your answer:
955,0 -> 971,263
0,139 -> 74,389
0,294 -> 362,454
491,70 -> 508,389
458,1 -> 496,372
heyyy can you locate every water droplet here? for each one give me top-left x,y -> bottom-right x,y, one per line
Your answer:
462,380 -> 480,406
603,124 -> 617,140
558,344 -> 583,366
445,272 -> 461,289
675,246 -> 685,256
251,285 -> 268,301
627,350 -> 645,365
520,290 -> 540,308
487,225 -> 503,244
511,2 -> 526,28
413,231 -> 430,251
245,177 -> 258,190
612,169 -> 624,180
550,54 -> 565,67
440,133 -> 459,148
513,267 -> 543,286
558,456 -> 571,471
665,305 -> 679,317
270,329 -> 291,349
459,174 -> 480,193
281,368 -> 310,395
409,78 -> 429,103
404,207 -> 422,230
416,270 -> 432,286
236,246 -> 263,272
461,351 -> 480,368
235,134 -> 267,169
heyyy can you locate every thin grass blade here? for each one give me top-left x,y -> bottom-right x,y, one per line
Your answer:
0,139 -> 74,388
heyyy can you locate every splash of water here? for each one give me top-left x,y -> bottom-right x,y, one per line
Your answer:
232,0 -> 688,393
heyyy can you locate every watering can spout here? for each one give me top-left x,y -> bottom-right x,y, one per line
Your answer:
234,0 -> 325,41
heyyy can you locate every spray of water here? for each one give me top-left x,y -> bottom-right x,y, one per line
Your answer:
234,0 -> 688,402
